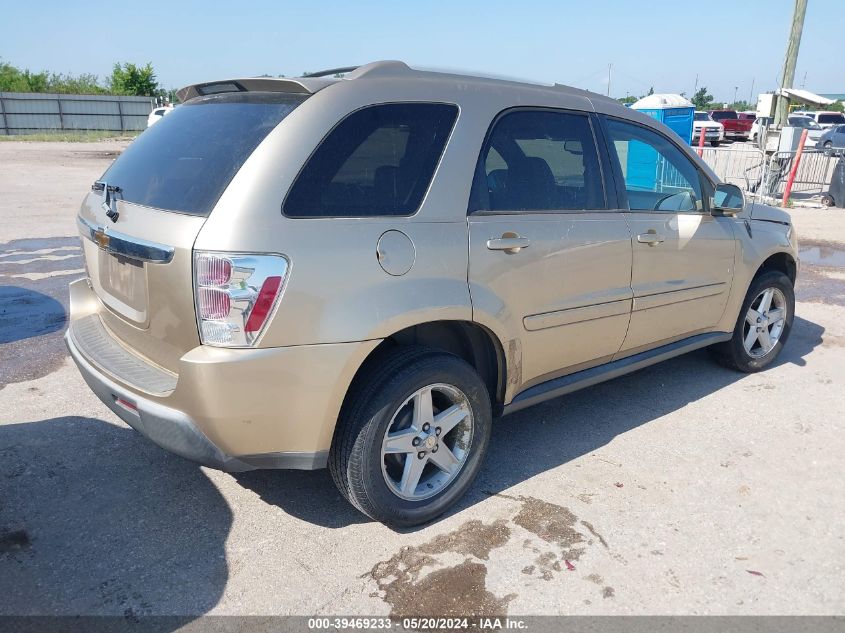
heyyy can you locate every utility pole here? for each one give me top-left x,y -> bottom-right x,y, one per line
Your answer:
693,73 -> 698,96
607,63 -> 612,97
733,86 -> 738,106
774,0 -> 808,127
749,77 -> 755,109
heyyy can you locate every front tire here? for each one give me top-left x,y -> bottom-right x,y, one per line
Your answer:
330,347 -> 492,527
709,271 -> 794,373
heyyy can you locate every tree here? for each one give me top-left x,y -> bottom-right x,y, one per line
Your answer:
691,86 -> 714,110
647,86 -> 654,96
0,60 -> 48,92
618,95 -> 637,104
728,100 -> 752,112
108,62 -> 158,96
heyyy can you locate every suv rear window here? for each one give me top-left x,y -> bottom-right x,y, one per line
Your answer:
101,92 -> 306,216
283,103 -> 458,218
819,113 -> 845,125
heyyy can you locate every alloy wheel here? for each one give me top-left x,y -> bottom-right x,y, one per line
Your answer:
380,383 -> 474,501
743,287 -> 788,358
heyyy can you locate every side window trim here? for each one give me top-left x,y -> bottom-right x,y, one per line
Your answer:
591,113 -> 623,210
599,113 -> 716,215
467,106 -> 612,216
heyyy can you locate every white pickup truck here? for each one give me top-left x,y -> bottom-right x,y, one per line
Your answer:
692,111 -> 725,147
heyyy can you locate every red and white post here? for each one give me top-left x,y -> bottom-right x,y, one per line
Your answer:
782,128 -> 809,207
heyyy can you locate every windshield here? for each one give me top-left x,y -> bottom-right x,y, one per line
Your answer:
789,117 -> 822,130
100,92 -> 306,216
694,112 -> 711,122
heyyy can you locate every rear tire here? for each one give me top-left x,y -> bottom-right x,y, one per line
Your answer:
330,346 -> 492,527
709,271 -> 794,373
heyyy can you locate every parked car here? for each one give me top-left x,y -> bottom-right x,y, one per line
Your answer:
749,115 -> 824,146
692,111 -> 724,146
708,109 -> 753,141
793,110 -> 845,129
749,117 -> 771,142
147,105 -> 174,127
67,61 -> 798,526
819,125 -> 845,150
788,115 -> 824,146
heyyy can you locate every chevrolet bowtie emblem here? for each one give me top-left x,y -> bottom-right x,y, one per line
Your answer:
93,229 -> 111,250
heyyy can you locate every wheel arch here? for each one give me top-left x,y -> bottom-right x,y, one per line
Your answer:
344,320 -> 508,416
755,250 -> 797,285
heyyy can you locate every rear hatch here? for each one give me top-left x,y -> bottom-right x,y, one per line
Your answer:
77,91 -> 307,373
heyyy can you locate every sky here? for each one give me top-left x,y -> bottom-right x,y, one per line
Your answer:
1,0 -> 842,102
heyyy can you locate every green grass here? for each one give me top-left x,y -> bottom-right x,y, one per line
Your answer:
0,130 -> 141,142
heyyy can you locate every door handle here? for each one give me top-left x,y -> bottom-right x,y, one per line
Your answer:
487,233 -> 531,254
637,230 -> 665,246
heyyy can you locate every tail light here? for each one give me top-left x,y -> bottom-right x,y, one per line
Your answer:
193,252 -> 289,347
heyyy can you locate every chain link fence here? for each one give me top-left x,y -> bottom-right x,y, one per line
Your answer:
697,142 -> 842,206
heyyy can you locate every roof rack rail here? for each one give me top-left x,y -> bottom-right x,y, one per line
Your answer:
302,66 -> 359,78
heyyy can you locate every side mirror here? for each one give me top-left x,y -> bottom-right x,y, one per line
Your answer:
563,140 -> 584,155
712,182 -> 745,215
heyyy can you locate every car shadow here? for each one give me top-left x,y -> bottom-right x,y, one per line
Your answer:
237,315 -> 824,531
235,468 -> 370,528
0,416 -> 231,620
457,314 -> 824,516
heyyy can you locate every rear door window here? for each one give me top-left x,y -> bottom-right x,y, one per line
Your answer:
469,109 -> 606,213
283,103 -> 458,217
102,92 -> 306,216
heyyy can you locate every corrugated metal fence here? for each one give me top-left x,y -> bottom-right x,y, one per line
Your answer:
0,92 -> 155,135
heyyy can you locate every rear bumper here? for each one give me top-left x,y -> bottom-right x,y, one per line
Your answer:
66,330 -> 259,471
66,280 -> 380,471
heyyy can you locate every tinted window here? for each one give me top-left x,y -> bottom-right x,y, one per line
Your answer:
102,92 -> 305,216
694,112 -> 710,121
470,110 -> 605,212
819,113 -> 845,125
284,103 -> 458,217
710,111 -> 736,120
605,118 -> 703,213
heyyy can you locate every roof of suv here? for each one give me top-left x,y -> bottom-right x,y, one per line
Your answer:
177,60 -> 620,108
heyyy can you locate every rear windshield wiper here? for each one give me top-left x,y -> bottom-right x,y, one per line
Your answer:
91,181 -> 122,194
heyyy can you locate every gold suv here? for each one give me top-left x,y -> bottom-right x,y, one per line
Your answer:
67,62 -> 798,526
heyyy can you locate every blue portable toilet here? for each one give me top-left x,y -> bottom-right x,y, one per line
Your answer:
627,94 -> 695,193
632,93 -> 695,143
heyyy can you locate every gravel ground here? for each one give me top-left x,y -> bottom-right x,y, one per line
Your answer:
0,141 -> 843,618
